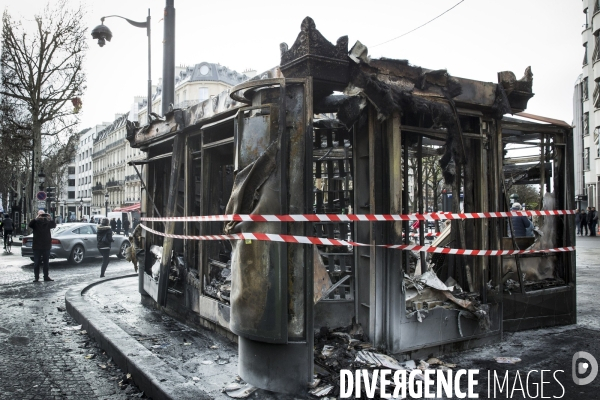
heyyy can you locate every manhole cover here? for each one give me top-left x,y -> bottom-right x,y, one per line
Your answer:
8,336 -> 30,346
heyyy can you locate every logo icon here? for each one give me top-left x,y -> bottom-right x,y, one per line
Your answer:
572,351 -> 598,385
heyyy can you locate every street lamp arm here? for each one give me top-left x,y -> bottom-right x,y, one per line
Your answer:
101,15 -> 148,29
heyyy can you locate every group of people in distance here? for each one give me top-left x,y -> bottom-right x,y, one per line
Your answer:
576,207 -> 599,237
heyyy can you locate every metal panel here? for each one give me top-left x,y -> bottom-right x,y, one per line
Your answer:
228,97 -> 287,344
397,305 -> 501,352
143,273 -> 159,302
238,337 -> 310,396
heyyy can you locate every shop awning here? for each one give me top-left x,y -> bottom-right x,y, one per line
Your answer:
114,203 -> 140,212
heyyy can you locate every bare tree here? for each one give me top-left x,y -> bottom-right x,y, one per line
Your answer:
1,0 -> 86,218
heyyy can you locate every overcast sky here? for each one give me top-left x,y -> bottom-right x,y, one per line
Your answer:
2,0 -> 583,129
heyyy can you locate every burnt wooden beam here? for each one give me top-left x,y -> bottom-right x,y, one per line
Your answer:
157,133 -> 185,306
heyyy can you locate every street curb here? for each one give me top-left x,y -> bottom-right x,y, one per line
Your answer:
65,274 -> 212,400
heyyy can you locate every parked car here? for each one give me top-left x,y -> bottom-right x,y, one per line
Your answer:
21,222 -> 130,265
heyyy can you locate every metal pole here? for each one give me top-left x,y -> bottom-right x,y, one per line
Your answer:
146,9 -> 152,117
161,0 -> 175,115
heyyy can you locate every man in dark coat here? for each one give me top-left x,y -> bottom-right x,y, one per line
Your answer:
116,218 -> 122,235
589,207 -> 598,237
97,218 -> 114,277
110,218 -> 117,233
581,209 -> 589,236
29,210 -> 57,282
122,218 -> 130,236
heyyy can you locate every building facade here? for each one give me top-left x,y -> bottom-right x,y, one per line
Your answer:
137,62 -> 254,125
577,1 -> 600,208
91,114 -> 129,216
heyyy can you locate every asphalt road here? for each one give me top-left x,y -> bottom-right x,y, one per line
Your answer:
0,248 -> 146,400
1,236 -> 599,399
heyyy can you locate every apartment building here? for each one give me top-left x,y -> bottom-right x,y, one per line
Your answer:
91,114 -> 129,216
577,1 -> 600,208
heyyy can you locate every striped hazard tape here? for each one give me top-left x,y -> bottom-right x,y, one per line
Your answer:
139,224 -> 575,257
140,209 -> 576,223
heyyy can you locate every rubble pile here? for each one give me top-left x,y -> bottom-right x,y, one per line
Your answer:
405,270 -> 490,331
504,277 -> 566,292
310,324 -> 457,399
204,259 -> 232,304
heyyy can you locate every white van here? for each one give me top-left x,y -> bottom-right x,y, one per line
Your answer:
107,212 -> 134,234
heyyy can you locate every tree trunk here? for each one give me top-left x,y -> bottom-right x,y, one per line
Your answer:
30,118 -> 42,218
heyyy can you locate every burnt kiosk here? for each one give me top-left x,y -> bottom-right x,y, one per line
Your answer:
126,17 -> 576,396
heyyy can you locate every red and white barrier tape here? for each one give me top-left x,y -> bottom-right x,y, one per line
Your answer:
139,224 -> 575,257
140,209 -> 576,223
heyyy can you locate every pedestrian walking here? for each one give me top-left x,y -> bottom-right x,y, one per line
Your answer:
110,217 -> 116,233
29,210 -> 57,282
116,218 -> 122,235
508,202 -> 534,237
97,218 -> 113,277
575,209 -> 581,235
581,209 -> 589,236
132,217 -> 139,230
123,218 -> 130,236
589,206 -> 598,237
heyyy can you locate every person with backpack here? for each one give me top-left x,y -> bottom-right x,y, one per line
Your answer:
97,218 -> 114,277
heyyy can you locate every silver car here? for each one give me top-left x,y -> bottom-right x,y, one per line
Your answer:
21,223 -> 131,265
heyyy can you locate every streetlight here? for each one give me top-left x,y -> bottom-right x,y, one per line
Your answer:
105,191 -> 110,216
91,10 -> 152,117
79,197 -> 83,221
38,169 -> 46,191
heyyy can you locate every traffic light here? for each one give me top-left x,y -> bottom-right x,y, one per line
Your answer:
46,187 -> 56,201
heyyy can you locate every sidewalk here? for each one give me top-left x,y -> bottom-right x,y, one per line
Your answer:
65,276 -> 295,400
66,236 -> 600,399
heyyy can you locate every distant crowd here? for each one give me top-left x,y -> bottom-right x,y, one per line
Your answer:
575,207 -> 598,237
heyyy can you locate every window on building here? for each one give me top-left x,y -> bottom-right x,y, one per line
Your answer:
594,34 -> 600,63
68,179 -> 75,186
199,87 -> 209,101
585,8 -> 589,29
583,77 -> 589,100
68,166 -> 75,174
585,147 -> 590,171
584,43 -> 589,66
595,1 -> 600,14
584,112 -> 590,136
594,81 -> 600,108
68,191 -> 75,199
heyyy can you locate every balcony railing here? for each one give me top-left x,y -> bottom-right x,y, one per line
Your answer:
106,180 -> 124,188
106,141 -> 125,151
92,184 -> 104,192
125,174 -> 139,182
92,149 -> 106,158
